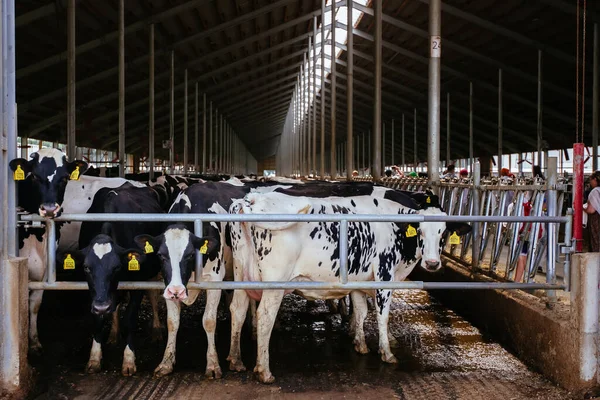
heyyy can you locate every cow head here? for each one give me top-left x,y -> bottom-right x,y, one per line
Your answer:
9,148 -> 88,217
60,234 -> 144,315
406,194 -> 472,272
135,224 -> 218,301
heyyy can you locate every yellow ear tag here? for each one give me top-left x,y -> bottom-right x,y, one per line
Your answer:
63,254 -> 75,270
128,254 -> 140,271
426,196 -> 431,204
406,225 -> 417,238
449,231 -> 461,245
70,166 -> 80,180
199,240 -> 209,254
13,165 -> 25,181
144,241 -> 154,254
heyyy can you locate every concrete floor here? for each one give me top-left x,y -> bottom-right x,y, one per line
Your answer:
28,289 -> 572,400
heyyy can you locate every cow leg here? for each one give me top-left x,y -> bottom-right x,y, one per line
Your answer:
107,307 -> 120,344
86,314 -> 105,373
29,289 -> 44,353
350,292 -> 369,355
250,299 -> 258,340
203,288 -> 222,379
121,291 -> 143,376
227,289 -> 249,372
147,290 -> 163,342
340,295 -> 351,322
375,289 -> 397,364
154,299 -> 181,378
254,290 -> 284,384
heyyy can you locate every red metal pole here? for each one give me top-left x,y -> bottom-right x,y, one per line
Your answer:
573,143 -> 585,252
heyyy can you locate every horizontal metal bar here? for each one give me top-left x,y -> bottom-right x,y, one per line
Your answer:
20,213 -> 570,223
28,281 -> 565,291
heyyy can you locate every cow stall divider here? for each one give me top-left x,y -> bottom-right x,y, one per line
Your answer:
19,212 -> 571,292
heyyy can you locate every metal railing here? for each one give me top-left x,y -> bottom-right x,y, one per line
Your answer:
20,211 -> 571,292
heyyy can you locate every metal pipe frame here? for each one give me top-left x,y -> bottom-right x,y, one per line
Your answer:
414,108 -> 417,167
497,68 -> 503,173
469,82 -> 473,170
346,0 -> 354,180
537,51 -> 543,168
148,24 -> 155,179
372,0 -> 382,180
194,82 -> 198,171
169,51 -> 175,173
427,0 -> 441,186
202,93 -> 207,172
594,24 -> 599,171
401,114 -> 405,169
446,93 -> 450,164
66,0 -> 76,160
320,0 -> 326,178
312,16 -> 318,175
209,102 -> 213,171
183,69 -> 188,175
330,5 -> 337,178
118,0 -> 125,177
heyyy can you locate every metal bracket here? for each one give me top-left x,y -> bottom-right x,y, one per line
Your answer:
17,212 -> 43,228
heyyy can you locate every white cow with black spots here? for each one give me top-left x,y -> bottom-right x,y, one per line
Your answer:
227,190 -> 471,383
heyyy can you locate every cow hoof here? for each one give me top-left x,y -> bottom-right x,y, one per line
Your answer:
381,354 -> 398,364
255,369 -> 275,384
153,363 -> 174,378
205,365 -> 222,379
122,362 -> 137,377
227,358 -> 246,372
86,360 -> 101,374
354,343 -> 369,355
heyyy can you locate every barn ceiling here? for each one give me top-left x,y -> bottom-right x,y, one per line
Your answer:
15,0 -> 600,164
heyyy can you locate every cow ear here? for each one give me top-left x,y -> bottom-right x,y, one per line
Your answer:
121,250 -> 147,271
57,250 -> 85,271
66,159 -> 88,176
190,235 -> 218,255
134,234 -> 160,254
9,158 -> 32,175
446,222 -> 472,236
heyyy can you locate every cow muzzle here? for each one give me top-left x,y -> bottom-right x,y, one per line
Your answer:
424,260 -> 441,272
39,203 -> 61,218
164,285 -> 187,301
91,301 -> 112,315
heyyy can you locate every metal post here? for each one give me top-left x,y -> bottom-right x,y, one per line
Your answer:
362,133 -> 365,175
391,119 -> 394,166
330,3 -> 337,179
219,114 -> 223,173
372,0 -> 382,180
368,130 -> 371,175
574,143 -> 584,252
148,24 -> 155,179
320,0 -> 326,178
183,69 -> 188,175
401,114 -> 405,170
469,82 -> 473,171
202,93 -> 207,172
498,68 -> 503,174
67,0 -> 76,160
427,0 -> 441,187
194,220 -> 203,284
312,15 -> 317,175
593,24 -> 598,171
209,102 -> 213,172
339,220 -> 349,283
383,122 -> 386,170
118,0 -> 125,177
546,157 -> 557,303
346,0 -> 353,180
194,82 -> 198,172
471,161 -> 481,269
537,50 -> 543,169
47,219 -> 56,284
306,43 -> 311,177
414,108 -> 417,168
446,92 -> 451,165
169,51 -> 175,174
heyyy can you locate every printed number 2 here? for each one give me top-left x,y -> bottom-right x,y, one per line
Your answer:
432,41 -> 440,49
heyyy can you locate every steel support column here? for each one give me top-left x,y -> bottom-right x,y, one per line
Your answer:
427,0 -> 441,187
67,0 -> 76,160
330,4 -> 337,178
472,161 -> 481,268
402,114 -> 405,170
194,83 -> 198,171
209,102 -> 213,172
469,82 -> 473,171
391,119 -> 394,166
169,51 -> 175,173
346,0 -> 353,180
312,16 -> 318,175
148,24 -> 155,179
202,93 -> 206,172
414,108 -> 417,168
537,50 -> 543,168
498,69 -> 503,174
118,0 -> 125,177
446,92 -> 450,165
594,24 -> 598,171
372,0 -> 382,180
183,69 -> 188,175
320,0 -> 326,178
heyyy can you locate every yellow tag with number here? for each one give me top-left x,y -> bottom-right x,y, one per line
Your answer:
128,255 -> 140,271
144,241 -> 154,254
64,254 -> 75,270
426,196 -> 431,204
70,166 -> 80,180
406,225 -> 417,238
449,232 -> 461,245
13,165 -> 25,181
199,240 -> 209,254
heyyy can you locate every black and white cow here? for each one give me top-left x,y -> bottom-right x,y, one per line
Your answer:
62,183 -> 165,376
8,148 -> 157,352
227,189 -> 471,383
